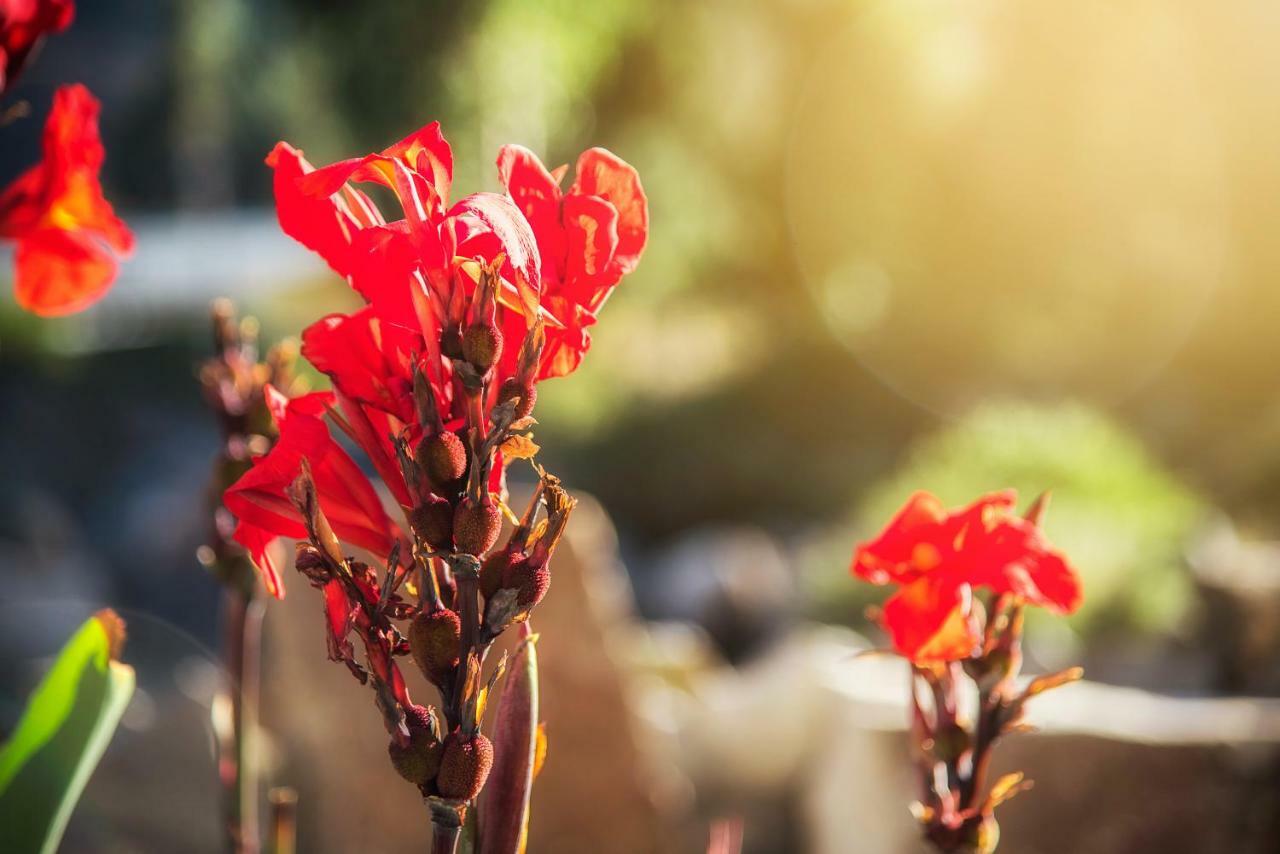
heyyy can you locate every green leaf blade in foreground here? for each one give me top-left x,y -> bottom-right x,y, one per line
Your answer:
0,610 -> 136,854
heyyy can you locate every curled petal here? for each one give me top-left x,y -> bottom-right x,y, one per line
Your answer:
561,193 -> 620,307
383,120 -> 453,204
450,192 -> 542,307
497,144 -> 565,278
231,520 -> 285,599
268,142 -> 378,278
569,147 -> 648,274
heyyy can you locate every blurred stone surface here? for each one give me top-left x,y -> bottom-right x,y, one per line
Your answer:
642,527 -> 798,663
1188,519 -> 1280,695
656,625 -> 1280,854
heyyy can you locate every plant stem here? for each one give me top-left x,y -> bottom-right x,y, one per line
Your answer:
431,817 -> 461,854
224,579 -> 265,854
267,787 -> 297,854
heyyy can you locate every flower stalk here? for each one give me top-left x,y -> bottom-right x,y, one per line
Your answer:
220,120 -> 647,849
199,301 -> 301,854
851,491 -> 1085,853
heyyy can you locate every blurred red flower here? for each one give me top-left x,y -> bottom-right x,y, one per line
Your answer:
0,0 -> 73,93
851,491 -> 1082,662
0,83 -> 133,315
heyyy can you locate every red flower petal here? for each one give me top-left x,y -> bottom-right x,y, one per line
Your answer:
12,227 -> 117,315
569,147 -> 648,274
0,0 -> 74,93
881,578 -> 980,663
301,307 -> 417,423
1,84 -> 133,316
561,192 -> 620,306
496,144 -> 566,279
267,141 -> 382,279
224,388 -> 399,572
449,191 -> 542,307
232,519 -> 285,599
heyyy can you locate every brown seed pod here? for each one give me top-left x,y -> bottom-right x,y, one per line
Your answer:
408,608 -> 461,686
497,377 -> 536,420
409,495 -> 454,551
502,557 -> 551,609
415,431 -> 467,488
480,548 -> 521,600
436,731 -> 494,800
387,704 -> 443,785
462,321 -> 503,372
440,325 -> 465,361
453,498 -> 502,556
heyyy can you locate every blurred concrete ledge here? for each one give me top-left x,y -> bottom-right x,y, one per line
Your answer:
629,623 -> 1280,853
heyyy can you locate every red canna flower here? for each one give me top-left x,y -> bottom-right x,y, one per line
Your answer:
0,83 -> 133,315
227,121 -> 646,602
0,0 -> 74,93
851,491 -> 1082,663
496,144 -> 648,379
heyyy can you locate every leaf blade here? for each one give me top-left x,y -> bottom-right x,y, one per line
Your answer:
0,610 -> 136,854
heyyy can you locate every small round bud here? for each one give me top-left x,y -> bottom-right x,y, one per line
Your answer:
294,543 -> 324,571
409,495 -> 454,551
453,499 -> 502,556
387,705 -> 443,785
440,325 -> 464,361
502,557 -> 551,609
480,549 -> 521,599
415,431 -> 467,488
436,731 -> 494,800
497,377 -> 536,420
462,321 -> 503,372
409,608 -> 461,685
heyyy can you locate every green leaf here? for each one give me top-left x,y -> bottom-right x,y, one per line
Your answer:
0,610 -> 136,854
479,623 -> 540,854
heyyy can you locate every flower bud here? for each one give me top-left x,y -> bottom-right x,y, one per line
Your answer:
387,704 -> 443,785
436,731 -> 494,800
453,498 -> 502,556
462,321 -> 503,372
440,325 -> 464,361
409,608 -> 461,686
415,431 -> 467,488
480,548 -> 521,599
502,557 -> 551,609
294,542 -> 327,583
409,495 -> 454,551
497,377 -> 536,420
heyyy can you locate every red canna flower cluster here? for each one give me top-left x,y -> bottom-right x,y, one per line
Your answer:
1,1 -> 134,317
851,491 -> 1085,854
0,0 -> 73,93
222,121 -> 646,841
224,122 -> 646,598
851,490 -> 1081,663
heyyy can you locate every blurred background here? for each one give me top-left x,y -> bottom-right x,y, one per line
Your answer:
3,1 -> 1280,851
